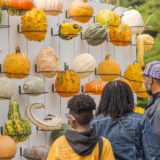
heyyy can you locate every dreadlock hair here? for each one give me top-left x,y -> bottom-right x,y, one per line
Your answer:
96,80 -> 134,119
67,94 -> 96,125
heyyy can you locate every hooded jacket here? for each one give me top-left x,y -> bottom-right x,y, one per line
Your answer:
47,128 -> 114,160
145,92 -> 160,146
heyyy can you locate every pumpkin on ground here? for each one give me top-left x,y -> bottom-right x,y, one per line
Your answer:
23,145 -> 50,160
68,0 -> 94,23
59,22 -> 82,40
0,0 -> 33,16
98,54 -> 121,82
96,9 -> 120,28
133,106 -> 144,114
35,0 -> 63,16
36,47 -> 60,78
25,103 -> 62,130
0,77 -> 14,99
23,76 -> 45,96
109,24 -> 132,46
84,80 -> 106,95
118,78 -> 133,91
0,134 -> 17,160
69,53 -> 96,79
136,83 -> 150,98
3,46 -> 31,79
21,8 -> 48,42
4,100 -> 31,143
84,22 -> 108,46
137,34 -> 154,66
124,63 -> 144,91
121,9 -> 144,34
55,63 -> 80,97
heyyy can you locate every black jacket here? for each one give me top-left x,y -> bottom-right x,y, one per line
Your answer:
145,92 -> 160,146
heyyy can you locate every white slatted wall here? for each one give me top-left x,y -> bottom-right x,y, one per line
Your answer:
0,1 -> 136,159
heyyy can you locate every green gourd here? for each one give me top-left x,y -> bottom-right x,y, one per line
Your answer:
23,76 -> 45,95
4,100 -> 31,143
84,22 -> 109,46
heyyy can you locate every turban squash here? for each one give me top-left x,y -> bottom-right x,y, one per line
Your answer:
55,63 -> 80,97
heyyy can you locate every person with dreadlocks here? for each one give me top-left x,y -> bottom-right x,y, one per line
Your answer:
47,94 -> 115,160
90,80 -> 160,160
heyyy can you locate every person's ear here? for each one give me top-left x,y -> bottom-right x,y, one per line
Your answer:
68,116 -> 75,128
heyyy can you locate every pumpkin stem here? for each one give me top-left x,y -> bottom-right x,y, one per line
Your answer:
105,54 -> 111,60
104,21 -> 110,29
16,46 -> 21,54
23,84 -> 28,90
64,62 -> 69,71
83,0 -> 87,2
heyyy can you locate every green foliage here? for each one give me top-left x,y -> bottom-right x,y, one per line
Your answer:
120,0 -> 146,8
137,97 -> 149,108
50,123 -> 72,143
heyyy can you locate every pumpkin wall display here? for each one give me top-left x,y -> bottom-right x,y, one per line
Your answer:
3,46 -> 31,79
84,80 -> 106,95
35,0 -> 63,16
0,134 -> 17,160
23,76 -> 45,96
109,24 -> 132,46
68,0 -> 94,23
23,145 -> 50,160
137,34 -> 154,66
124,63 -> 144,91
0,0 -> 33,16
4,100 -> 31,143
55,63 -> 80,97
84,23 -> 108,46
69,53 -> 96,79
96,9 -> 120,28
59,22 -> 82,40
36,47 -> 60,78
25,103 -> 62,130
121,9 -> 144,34
0,77 -> 15,99
136,83 -> 150,98
98,54 -> 121,82
21,8 -> 48,42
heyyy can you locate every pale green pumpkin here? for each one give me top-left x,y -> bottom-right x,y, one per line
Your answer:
23,76 -> 45,95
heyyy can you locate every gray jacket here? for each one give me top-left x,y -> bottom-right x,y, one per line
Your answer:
145,92 -> 160,146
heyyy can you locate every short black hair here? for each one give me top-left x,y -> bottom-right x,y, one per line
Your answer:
67,94 -> 96,125
96,80 -> 134,119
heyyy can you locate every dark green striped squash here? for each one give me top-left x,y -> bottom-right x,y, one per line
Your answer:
84,23 -> 109,46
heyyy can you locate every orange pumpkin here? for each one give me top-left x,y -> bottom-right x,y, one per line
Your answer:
109,24 -> 132,46
118,78 -> 133,91
0,134 -> 17,160
98,54 -> 121,82
68,0 -> 94,23
55,63 -> 80,97
0,0 -> 33,9
84,80 -> 107,95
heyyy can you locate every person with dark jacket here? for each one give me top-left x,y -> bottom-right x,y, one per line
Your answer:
47,94 -> 115,160
143,61 -> 160,146
91,80 -> 160,160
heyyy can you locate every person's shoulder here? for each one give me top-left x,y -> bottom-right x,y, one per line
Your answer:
91,114 -> 110,123
126,111 -> 147,120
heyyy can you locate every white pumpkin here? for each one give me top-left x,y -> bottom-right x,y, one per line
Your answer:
121,9 -> 144,34
69,53 -> 96,79
35,0 -> 63,16
0,77 -> 14,99
23,76 -> 45,96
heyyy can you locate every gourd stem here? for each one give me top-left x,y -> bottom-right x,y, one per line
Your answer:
83,0 -> 87,2
16,46 -> 21,54
104,21 -> 110,29
105,54 -> 111,60
64,62 -> 69,70
23,84 -> 28,90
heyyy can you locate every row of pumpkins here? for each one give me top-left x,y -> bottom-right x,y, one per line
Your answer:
0,0 -> 155,66
1,46 -> 149,98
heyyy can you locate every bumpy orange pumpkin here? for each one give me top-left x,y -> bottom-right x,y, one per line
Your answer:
109,24 -> 132,46
68,0 -> 94,23
118,78 -> 133,91
0,134 -> 17,160
84,80 -> 106,95
55,63 -> 80,97
3,46 -> 31,79
98,54 -> 121,82
136,83 -> 150,98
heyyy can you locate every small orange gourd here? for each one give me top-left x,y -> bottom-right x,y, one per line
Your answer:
98,54 -> 121,82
